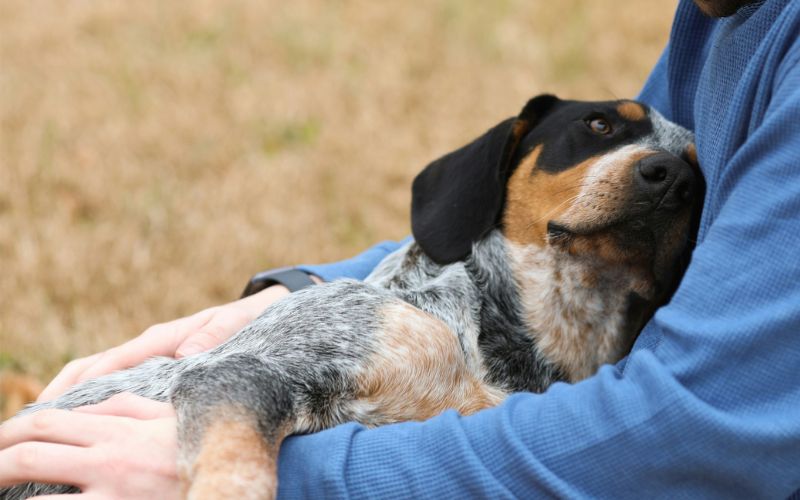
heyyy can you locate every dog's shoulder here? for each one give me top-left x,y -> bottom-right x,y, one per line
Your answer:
366,241 -> 473,294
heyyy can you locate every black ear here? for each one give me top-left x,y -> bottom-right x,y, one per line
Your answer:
411,94 -> 561,264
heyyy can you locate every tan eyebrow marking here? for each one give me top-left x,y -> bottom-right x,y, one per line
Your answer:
685,143 -> 698,166
617,101 -> 647,121
503,146 -> 597,247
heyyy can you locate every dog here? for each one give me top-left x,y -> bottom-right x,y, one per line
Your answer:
1,94 -> 701,499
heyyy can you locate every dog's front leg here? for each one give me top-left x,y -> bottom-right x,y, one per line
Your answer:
171,353 -> 295,500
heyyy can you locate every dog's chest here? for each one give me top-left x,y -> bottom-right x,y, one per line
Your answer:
506,242 -> 633,382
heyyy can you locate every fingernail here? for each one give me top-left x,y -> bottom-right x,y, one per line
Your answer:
176,344 -> 202,358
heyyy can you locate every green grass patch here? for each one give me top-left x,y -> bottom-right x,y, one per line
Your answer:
260,118 -> 321,156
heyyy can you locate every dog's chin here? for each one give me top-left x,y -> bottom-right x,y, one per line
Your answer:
546,217 -> 691,301
545,218 -> 656,258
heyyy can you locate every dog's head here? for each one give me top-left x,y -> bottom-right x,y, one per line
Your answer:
412,94 -> 702,301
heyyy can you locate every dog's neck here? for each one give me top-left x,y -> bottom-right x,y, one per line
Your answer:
491,233 -> 649,382
367,231 -> 649,389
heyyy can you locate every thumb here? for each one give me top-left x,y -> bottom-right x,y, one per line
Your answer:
75,392 -> 175,419
174,329 -> 225,358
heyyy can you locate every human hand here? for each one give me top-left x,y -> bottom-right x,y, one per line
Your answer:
38,283 -> 297,402
0,393 -> 180,498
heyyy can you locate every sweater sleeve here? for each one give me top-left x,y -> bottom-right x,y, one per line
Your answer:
637,45 -> 671,116
296,238 -> 410,282
276,42 -> 800,499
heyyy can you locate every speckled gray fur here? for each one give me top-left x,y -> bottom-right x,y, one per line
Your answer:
2,232 -> 558,499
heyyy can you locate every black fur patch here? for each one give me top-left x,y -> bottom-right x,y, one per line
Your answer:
515,100 -> 656,173
411,94 -> 561,264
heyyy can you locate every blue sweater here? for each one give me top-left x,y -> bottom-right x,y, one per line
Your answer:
286,0 -> 800,497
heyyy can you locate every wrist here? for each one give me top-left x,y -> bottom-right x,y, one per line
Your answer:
241,268 -> 319,298
236,285 -> 291,318
237,268 -> 322,319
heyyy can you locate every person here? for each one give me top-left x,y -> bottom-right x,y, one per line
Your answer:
1,0 -> 799,496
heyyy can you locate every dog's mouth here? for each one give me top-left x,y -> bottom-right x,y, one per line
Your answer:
546,215 -> 654,241
547,210 -> 689,266
546,206 -> 694,298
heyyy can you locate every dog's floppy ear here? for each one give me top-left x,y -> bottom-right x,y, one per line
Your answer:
411,94 -> 561,264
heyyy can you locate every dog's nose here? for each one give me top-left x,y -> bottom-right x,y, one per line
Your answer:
635,152 -> 696,210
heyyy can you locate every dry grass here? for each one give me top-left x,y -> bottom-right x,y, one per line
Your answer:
0,0 -> 678,380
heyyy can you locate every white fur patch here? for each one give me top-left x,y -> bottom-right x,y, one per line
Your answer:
505,240 -> 637,381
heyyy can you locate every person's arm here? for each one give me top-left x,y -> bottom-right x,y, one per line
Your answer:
37,239 -> 406,401
636,43 -> 671,115
297,238 -> 409,281
635,1 -> 715,128
275,48 -> 800,499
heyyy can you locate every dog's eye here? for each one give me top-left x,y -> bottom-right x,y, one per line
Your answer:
586,118 -> 612,135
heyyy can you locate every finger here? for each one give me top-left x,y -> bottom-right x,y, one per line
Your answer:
175,311 -> 249,358
0,442 -> 94,487
174,331 -> 221,358
29,493 -> 90,500
75,393 -> 175,420
33,495 -> 97,499
0,409 -> 114,449
76,311 -> 215,383
37,354 -> 103,402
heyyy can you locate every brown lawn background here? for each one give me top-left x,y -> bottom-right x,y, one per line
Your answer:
1,0 -> 678,381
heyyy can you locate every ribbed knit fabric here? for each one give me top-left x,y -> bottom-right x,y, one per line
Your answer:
298,238 -> 412,282
279,0 -> 800,497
